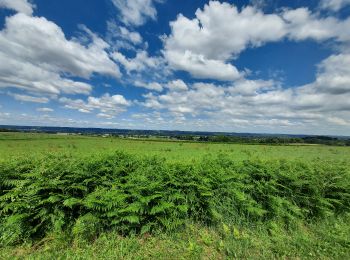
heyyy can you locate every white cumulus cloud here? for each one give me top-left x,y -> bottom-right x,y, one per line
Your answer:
111,0 -> 161,26
166,80 -> 188,91
163,1 -> 350,81
134,81 -> 163,92
0,12 -> 120,96
0,0 -> 34,15
106,21 -> 143,48
320,0 -> 350,11
59,94 -> 131,119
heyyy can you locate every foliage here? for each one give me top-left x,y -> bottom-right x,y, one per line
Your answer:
1,151 -> 349,246
1,217 -> 350,259
198,134 -> 350,146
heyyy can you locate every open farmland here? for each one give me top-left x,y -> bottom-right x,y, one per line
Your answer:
1,132 -> 350,162
0,132 -> 350,259
1,0 -> 350,258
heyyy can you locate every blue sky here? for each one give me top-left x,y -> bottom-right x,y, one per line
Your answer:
0,0 -> 349,135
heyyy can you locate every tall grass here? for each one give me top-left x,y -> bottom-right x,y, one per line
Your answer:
0,151 -> 349,246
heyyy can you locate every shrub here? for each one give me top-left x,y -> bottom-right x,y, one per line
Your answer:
0,152 -> 349,245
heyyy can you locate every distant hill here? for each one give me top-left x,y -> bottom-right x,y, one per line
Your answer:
0,125 -> 349,146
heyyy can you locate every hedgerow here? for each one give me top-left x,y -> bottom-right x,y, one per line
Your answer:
0,152 -> 349,245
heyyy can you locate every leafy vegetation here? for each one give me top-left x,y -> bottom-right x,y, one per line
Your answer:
184,134 -> 350,146
1,217 -> 350,259
1,151 -> 350,258
0,132 -> 350,258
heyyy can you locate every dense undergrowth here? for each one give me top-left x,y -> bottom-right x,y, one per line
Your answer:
1,151 -> 350,258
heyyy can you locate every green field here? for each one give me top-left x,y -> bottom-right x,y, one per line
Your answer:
1,132 -> 350,259
1,132 -> 350,162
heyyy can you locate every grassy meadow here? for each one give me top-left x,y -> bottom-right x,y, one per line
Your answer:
1,132 -> 350,162
1,132 -> 350,259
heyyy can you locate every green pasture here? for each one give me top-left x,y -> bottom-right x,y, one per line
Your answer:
1,132 -> 349,162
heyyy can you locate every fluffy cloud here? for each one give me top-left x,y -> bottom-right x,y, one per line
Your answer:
134,81 -> 163,91
320,0 -> 350,11
283,8 -> 350,42
0,0 -> 34,15
10,93 -> 49,103
37,107 -> 54,112
163,1 -> 350,81
3,14 -> 120,78
1,0 -> 349,134
106,21 -> 143,49
0,58 -> 92,95
59,94 -> 131,119
143,82 -> 227,116
165,3 -> 286,60
164,50 -> 241,81
156,1 -> 350,132
228,79 -> 276,96
112,50 -> 162,73
166,80 -> 188,91
111,0 -> 161,26
291,53 -> 350,113
0,12 -> 120,96
118,26 -> 142,44
313,53 -> 350,95
141,58 -> 350,133
163,2 -> 286,80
